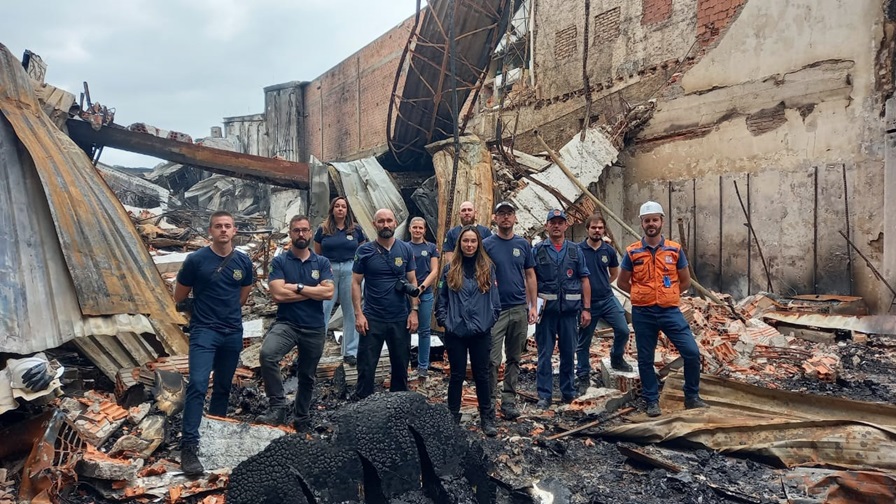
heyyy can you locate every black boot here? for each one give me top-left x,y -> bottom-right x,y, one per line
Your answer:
480,409 -> 497,437
257,406 -> 289,426
180,444 -> 204,476
451,411 -> 462,424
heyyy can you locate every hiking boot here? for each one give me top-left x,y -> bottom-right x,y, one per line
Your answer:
536,398 -> 551,409
480,411 -> 498,437
256,406 -> 289,426
343,355 -> 357,366
576,376 -> 590,396
685,396 -> 708,409
646,401 -> 661,417
611,357 -> 633,372
450,411 -> 462,424
500,404 -> 521,420
293,418 -> 311,432
562,395 -> 576,404
180,444 -> 204,476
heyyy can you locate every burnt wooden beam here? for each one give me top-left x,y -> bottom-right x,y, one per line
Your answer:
66,119 -> 309,189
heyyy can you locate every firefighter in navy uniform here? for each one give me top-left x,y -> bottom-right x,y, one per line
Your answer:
617,201 -> 707,417
532,209 -> 591,408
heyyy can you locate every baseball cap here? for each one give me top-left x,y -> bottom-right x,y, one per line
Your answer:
494,201 -> 516,212
546,209 -> 568,221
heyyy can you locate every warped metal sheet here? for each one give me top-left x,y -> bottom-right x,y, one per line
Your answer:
0,43 -> 187,363
330,157 -> 410,239
603,374 -> 896,471
387,0 -> 512,167
762,311 -> 896,335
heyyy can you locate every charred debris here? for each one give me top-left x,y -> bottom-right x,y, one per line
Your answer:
3,8 -> 896,504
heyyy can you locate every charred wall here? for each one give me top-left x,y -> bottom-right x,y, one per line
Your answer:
468,0 -> 894,312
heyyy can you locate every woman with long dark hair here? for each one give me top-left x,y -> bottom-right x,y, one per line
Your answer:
314,196 -> 367,365
435,226 -> 501,436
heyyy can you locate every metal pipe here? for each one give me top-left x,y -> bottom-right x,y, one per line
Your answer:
813,166 -> 819,293
733,180 -> 772,293
842,164 -> 853,295
838,230 -> 896,300
746,174 -> 751,295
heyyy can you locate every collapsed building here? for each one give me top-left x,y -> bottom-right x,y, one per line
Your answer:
2,0 -> 896,503
214,0 -> 896,315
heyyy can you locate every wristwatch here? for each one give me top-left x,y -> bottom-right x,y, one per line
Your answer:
296,283 -> 305,293
411,306 -> 419,311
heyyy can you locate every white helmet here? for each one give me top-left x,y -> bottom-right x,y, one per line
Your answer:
639,201 -> 665,218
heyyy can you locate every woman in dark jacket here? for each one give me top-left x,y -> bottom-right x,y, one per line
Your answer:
436,225 -> 501,436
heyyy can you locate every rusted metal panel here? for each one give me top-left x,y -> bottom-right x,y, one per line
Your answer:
66,118 -> 309,188
603,374 -> 896,471
0,43 -> 188,363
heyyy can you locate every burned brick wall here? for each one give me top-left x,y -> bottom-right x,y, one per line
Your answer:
464,0 -> 893,312
301,16 -> 415,163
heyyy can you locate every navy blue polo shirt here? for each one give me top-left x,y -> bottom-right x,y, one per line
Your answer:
406,240 -> 439,293
483,234 -> 534,309
579,239 -> 620,300
177,247 -> 254,332
268,250 -> 334,328
353,240 -> 416,322
314,225 -> 367,263
442,224 -> 492,254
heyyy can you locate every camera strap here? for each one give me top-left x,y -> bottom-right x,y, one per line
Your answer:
375,243 -> 406,281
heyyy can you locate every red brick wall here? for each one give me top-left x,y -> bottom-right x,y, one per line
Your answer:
303,16 -> 416,162
641,0 -> 673,25
697,0 -> 746,44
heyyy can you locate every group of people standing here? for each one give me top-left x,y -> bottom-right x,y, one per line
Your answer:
173,197 -> 707,475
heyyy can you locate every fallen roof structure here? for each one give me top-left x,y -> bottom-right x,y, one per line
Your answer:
0,43 -> 187,375
66,118 -> 310,189
387,0 -> 514,167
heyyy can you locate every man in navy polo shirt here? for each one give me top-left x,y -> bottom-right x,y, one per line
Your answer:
257,215 -> 334,430
352,208 -> 419,399
174,211 -> 254,475
576,214 -> 632,395
442,201 -> 492,263
483,201 -> 537,420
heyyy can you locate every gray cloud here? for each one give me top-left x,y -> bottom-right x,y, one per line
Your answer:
1,0 -> 419,167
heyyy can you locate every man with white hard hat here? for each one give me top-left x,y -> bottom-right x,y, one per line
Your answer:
617,201 -> 706,417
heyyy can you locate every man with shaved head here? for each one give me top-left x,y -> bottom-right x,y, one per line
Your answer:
442,201 -> 492,263
352,208 -> 420,398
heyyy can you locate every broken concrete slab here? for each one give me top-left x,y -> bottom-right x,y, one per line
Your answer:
109,414 -> 165,459
600,357 -> 640,394
77,446 -> 144,481
196,416 -> 287,471
127,403 -> 151,425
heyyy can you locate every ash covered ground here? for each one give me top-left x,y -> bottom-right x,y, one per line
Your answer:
8,332 -> 896,504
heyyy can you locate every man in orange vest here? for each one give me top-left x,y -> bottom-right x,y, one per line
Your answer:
617,201 -> 707,417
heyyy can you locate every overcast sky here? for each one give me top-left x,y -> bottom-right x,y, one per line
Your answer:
1,1 -> 420,168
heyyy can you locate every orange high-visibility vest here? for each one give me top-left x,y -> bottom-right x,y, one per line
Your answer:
624,239 -> 684,307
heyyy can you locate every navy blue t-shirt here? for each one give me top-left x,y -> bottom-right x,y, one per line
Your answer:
579,239 -> 619,300
442,224 -> 492,254
314,225 -> 367,263
177,247 -> 254,332
353,240 -> 416,322
483,234 -> 534,309
406,240 -> 440,293
268,250 -> 334,328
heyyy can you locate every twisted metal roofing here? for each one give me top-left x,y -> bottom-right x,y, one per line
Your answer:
0,44 -> 187,373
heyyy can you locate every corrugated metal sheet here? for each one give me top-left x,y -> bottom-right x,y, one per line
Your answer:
0,43 -> 187,373
603,373 -> 896,471
330,157 -> 410,239
762,312 -> 896,335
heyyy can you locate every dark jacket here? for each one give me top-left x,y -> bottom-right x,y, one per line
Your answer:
435,264 -> 501,338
